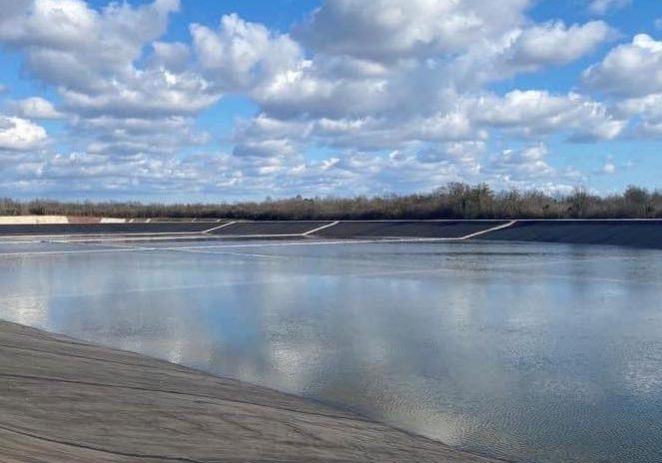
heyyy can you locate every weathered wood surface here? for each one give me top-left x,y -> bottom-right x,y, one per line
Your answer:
0,321 -> 500,463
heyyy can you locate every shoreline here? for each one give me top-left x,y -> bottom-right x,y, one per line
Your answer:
0,320 -> 503,463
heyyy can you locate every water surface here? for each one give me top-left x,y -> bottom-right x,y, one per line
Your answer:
1,239 -> 661,463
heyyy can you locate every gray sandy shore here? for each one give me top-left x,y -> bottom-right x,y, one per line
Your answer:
0,320 -> 501,463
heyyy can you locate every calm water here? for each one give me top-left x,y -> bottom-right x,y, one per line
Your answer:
1,239 -> 661,463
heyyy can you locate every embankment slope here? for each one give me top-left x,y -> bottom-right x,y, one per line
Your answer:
0,320 -> 499,463
0,222 -> 216,236
0,219 -> 660,249
313,220 -> 507,238
477,220 -> 662,249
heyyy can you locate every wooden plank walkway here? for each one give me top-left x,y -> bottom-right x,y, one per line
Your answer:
0,321 -> 500,463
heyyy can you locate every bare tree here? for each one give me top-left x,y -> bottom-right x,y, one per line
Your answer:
2,184 -> 660,220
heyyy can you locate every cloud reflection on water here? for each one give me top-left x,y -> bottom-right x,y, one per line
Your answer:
0,241 -> 661,462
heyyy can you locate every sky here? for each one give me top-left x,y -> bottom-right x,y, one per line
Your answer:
0,0 -> 660,202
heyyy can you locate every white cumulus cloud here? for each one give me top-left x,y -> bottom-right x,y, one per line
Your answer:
297,0 -> 531,62
11,97 -> 62,119
469,90 -> 626,141
505,21 -> 611,69
0,0 -> 649,197
0,116 -> 48,151
583,34 -> 662,97
191,13 -> 302,92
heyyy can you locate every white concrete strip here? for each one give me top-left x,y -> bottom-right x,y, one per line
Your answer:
303,221 -> 339,236
0,216 -> 69,225
203,221 -> 237,234
99,218 -> 126,224
458,220 -> 518,240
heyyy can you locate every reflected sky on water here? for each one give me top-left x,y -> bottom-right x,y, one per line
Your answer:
1,239 -> 661,463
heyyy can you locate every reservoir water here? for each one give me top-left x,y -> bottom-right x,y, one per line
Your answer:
0,239 -> 661,463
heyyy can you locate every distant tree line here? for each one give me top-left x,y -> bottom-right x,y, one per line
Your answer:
1,183 -> 661,220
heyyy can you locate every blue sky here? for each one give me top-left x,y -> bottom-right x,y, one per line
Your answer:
0,0 -> 660,201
